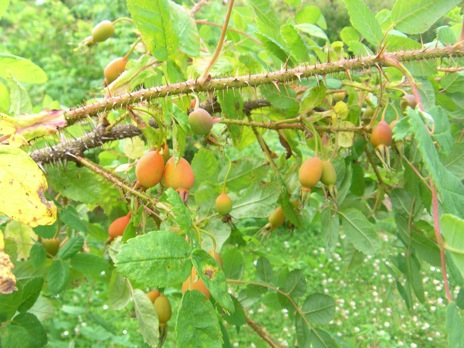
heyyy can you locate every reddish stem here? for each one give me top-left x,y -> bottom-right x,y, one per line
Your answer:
431,180 -> 452,303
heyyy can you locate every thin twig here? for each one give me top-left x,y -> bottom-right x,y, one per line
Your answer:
244,312 -> 281,348
430,180 -> 452,303
198,0 -> 235,84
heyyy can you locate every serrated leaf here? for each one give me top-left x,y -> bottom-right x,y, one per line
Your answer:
409,109 -> 464,218
191,249 -> 234,312
29,244 -> 46,270
57,235 -> 84,260
232,182 -> 280,219
127,0 -> 178,60
70,253 -> 109,277
391,0 -> 460,35
309,328 -> 338,348
441,214 -> 464,279
282,269 -> 307,299
176,290 -> 222,348
28,295 -> 55,322
447,302 -> 464,348
339,208 -> 380,255
133,289 -> 159,346
108,271 -> 131,310
222,248 -> 245,280
116,231 -> 192,288
302,293 -> 336,325
165,188 -> 192,232
4,221 -> 36,260
60,205 -> 88,233
47,162 -> 121,205
321,208 -> 340,257
170,2 -> 200,57
281,24 -> 310,63
295,23 -> 328,41
250,0 -> 281,41
0,53 -> 47,84
256,256 -> 274,283
260,84 -> 299,116
7,72 -> 32,117
191,149 -> 219,186
47,260 -> 70,294
17,277 -> 43,313
10,312 -> 47,347
343,0 -> 383,46
442,142 -> 464,180
0,145 -> 56,227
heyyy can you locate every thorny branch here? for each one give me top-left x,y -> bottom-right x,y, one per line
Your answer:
56,45 -> 464,124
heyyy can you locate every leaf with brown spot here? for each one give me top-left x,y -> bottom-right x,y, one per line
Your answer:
191,249 -> 234,313
0,230 -> 17,294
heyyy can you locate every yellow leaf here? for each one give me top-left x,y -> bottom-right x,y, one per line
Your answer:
337,121 -> 355,148
0,249 -> 17,294
123,137 -> 145,160
5,221 -> 36,260
0,145 -> 57,226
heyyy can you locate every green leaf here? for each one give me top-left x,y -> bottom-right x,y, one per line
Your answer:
295,23 -> 328,41
301,293 -> 336,325
47,260 -> 70,294
447,302 -> 464,348
70,253 -> 109,277
0,53 -> 47,84
57,235 -> 84,260
133,289 -> 159,346
342,0 -> 382,46
176,290 -> 222,348
281,24 -> 310,63
7,72 -> 32,117
116,231 -> 192,288
339,208 -> 380,255
170,2 -> 200,57
250,0 -> 281,41
441,214 -> 464,279
295,316 -> 311,347
391,0 -> 461,35
191,249 -> 234,312
232,182 -> 280,219
29,244 -> 46,270
10,313 -> 47,347
442,142 -> 464,180
281,269 -> 307,299
108,271 -> 131,311
47,162 -> 122,205
28,296 -> 55,322
0,323 -> 31,347
321,208 -> 339,257
260,84 -> 298,115
222,248 -> 245,280
165,188 -> 192,232
191,149 -> 219,187
256,33 -> 293,64
4,221 -> 35,260
0,277 -> 43,322
60,205 -> 88,233
127,0 -> 178,60
299,84 -> 326,114
16,277 -> 43,313
309,328 -> 338,348
256,256 -> 274,283
409,109 -> 464,218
